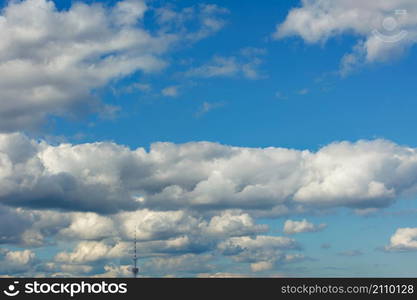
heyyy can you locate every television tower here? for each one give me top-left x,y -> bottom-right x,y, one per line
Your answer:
132,228 -> 139,278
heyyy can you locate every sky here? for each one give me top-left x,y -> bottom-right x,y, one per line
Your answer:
1,0 -> 417,277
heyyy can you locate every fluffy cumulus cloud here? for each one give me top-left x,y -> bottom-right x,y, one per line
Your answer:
0,248 -> 37,275
54,241 -> 127,264
0,0 -> 228,132
385,228 -> 417,252
274,0 -> 417,74
3,133 -> 417,275
283,219 -> 327,234
2,133 -> 417,214
49,209 -> 269,269
0,205 -> 272,276
59,213 -> 116,241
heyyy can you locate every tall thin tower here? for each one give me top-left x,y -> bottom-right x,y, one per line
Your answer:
132,228 -> 139,278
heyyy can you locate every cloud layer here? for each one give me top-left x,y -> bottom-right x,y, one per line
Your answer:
275,0 -> 417,74
1,133 -> 417,276
2,133 -> 417,215
1,0 -> 415,278
0,0 -> 228,132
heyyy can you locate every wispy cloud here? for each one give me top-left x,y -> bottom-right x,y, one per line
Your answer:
185,47 -> 267,80
275,91 -> 288,100
194,101 -> 225,117
296,88 -> 310,95
162,86 -> 180,97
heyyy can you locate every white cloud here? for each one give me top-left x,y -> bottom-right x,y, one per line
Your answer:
125,83 -> 152,93
2,133 -> 417,214
2,132 -> 417,276
53,235 -> 206,268
385,228 -> 417,251
0,0 -> 228,132
275,0 -> 417,74
161,86 -> 179,97
0,0 -> 166,131
1,206 -> 269,263
5,249 -> 35,265
0,248 -> 37,274
283,219 -> 327,234
155,4 -> 229,42
93,264 -> 132,278
112,0 -> 147,26
194,101 -> 224,117
297,88 -> 309,95
275,92 -> 288,100
115,209 -> 203,241
186,56 -> 239,78
185,48 -> 266,79
37,212 -> 287,276
59,213 -> 116,240
205,212 -> 268,237
42,262 -> 94,276
284,253 -> 306,263
54,241 -> 127,264
17,207 -> 269,275
250,260 -> 274,272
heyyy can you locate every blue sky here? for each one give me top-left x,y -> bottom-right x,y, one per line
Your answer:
1,0 -> 417,277
48,0 -> 417,150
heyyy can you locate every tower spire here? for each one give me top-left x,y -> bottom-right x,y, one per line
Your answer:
132,227 -> 139,278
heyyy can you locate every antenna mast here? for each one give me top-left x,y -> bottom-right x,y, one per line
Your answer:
132,227 -> 139,278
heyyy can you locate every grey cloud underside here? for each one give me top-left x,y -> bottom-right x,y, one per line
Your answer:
1,133 -> 417,214
0,205 -> 32,244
